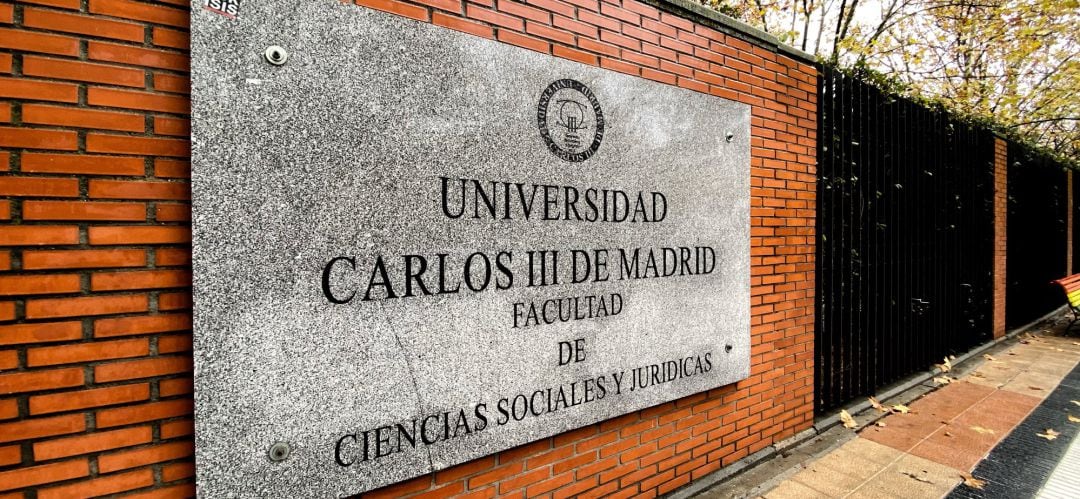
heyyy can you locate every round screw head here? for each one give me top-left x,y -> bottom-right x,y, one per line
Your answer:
268,442 -> 291,462
725,132 -> 735,143
264,46 -> 288,66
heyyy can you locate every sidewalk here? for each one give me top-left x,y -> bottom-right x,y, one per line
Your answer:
693,313 -> 1080,499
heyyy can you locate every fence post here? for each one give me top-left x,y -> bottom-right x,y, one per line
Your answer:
1068,170 -> 1074,276
994,137 -> 1008,338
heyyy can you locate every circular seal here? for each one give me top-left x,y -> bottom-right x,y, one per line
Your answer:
537,79 -> 604,162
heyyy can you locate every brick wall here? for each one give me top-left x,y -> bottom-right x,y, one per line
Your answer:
993,137 -> 1007,338
0,0 -> 816,497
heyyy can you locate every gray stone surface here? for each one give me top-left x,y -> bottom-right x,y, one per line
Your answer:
191,1 -> 751,496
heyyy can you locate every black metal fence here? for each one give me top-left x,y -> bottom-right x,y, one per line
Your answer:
1005,142 -> 1069,329
815,67 -> 997,413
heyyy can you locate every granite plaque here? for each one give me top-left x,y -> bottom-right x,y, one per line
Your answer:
191,1 -> 750,496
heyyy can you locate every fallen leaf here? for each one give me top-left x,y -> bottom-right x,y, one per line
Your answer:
970,371 -> 986,378
949,355 -> 957,360
840,409 -> 857,429
983,353 -> 996,361
933,376 -> 951,385
901,471 -> 934,484
892,404 -> 910,414
869,396 -> 888,412
1068,414 -> 1079,424
1055,348 -> 1065,352
944,431 -> 954,437
960,472 -> 986,490
1029,386 -> 1044,391
876,421 -> 887,427
936,357 -> 953,372
1037,429 -> 1060,440
970,426 -> 995,435
1072,401 -> 1080,407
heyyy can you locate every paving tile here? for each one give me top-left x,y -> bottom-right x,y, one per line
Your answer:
1000,370 -> 1065,398
908,438 -> 986,471
790,459 -> 868,497
852,453 -> 962,499
842,438 -> 904,467
763,479 -> 832,499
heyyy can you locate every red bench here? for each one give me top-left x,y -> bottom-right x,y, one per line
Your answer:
1052,273 -> 1080,330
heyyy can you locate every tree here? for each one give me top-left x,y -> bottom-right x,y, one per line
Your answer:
703,0 -> 1080,159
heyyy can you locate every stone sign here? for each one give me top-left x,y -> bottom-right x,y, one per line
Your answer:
191,1 -> 750,496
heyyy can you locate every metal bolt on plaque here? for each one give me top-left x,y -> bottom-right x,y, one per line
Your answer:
267,442 -> 291,462
264,46 -> 288,66
726,131 -> 735,143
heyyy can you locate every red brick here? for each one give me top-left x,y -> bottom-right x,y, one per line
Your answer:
158,334 -> 191,354
23,200 -> 147,221
0,414 -> 85,444
0,302 -> 12,321
0,322 -> 82,346
89,226 -> 191,245
37,468 -> 154,499
22,0 -> 82,8
497,29 -> 549,53
0,351 -> 15,371
0,226 -> 79,246
153,27 -> 189,49
0,367 -> 83,395
86,134 -> 190,157
23,7 -> 145,42
88,87 -> 188,114
354,0 -> 429,22
553,44 -> 599,66
96,399 -> 193,428
160,419 -> 193,439
22,104 -> 145,132
34,426 -> 152,460
95,313 -> 191,337
0,176 -> 79,198
161,462 -> 194,482
30,383 -> 150,415
0,127 -> 78,150
156,204 -> 191,222
91,269 -> 191,291
25,294 -> 149,319
526,21 -> 575,45
97,440 -> 194,473
95,355 -> 192,382
0,76 -> 79,103
0,398 -> 17,421
432,12 -> 494,39
155,248 -> 190,266
153,72 -> 189,94
0,274 -> 80,296
28,338 -> 149,367
158,292 -> 191,311
154,159 -> 189,178
0,53 -> 10,73
88,0 -> 188,28
467,5 -> 523,30
90,180 -> 190,200
23,249 -> 146,269
87,41 -> 188,72
0,28 -> 79,56
158,377 -> 192,397
21,153 -> 146,176
0,459 -> 88,492
0,444 -> 19,466
154,116 -> 189,136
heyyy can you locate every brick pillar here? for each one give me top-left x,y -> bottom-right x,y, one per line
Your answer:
993,137 -> 1008,338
